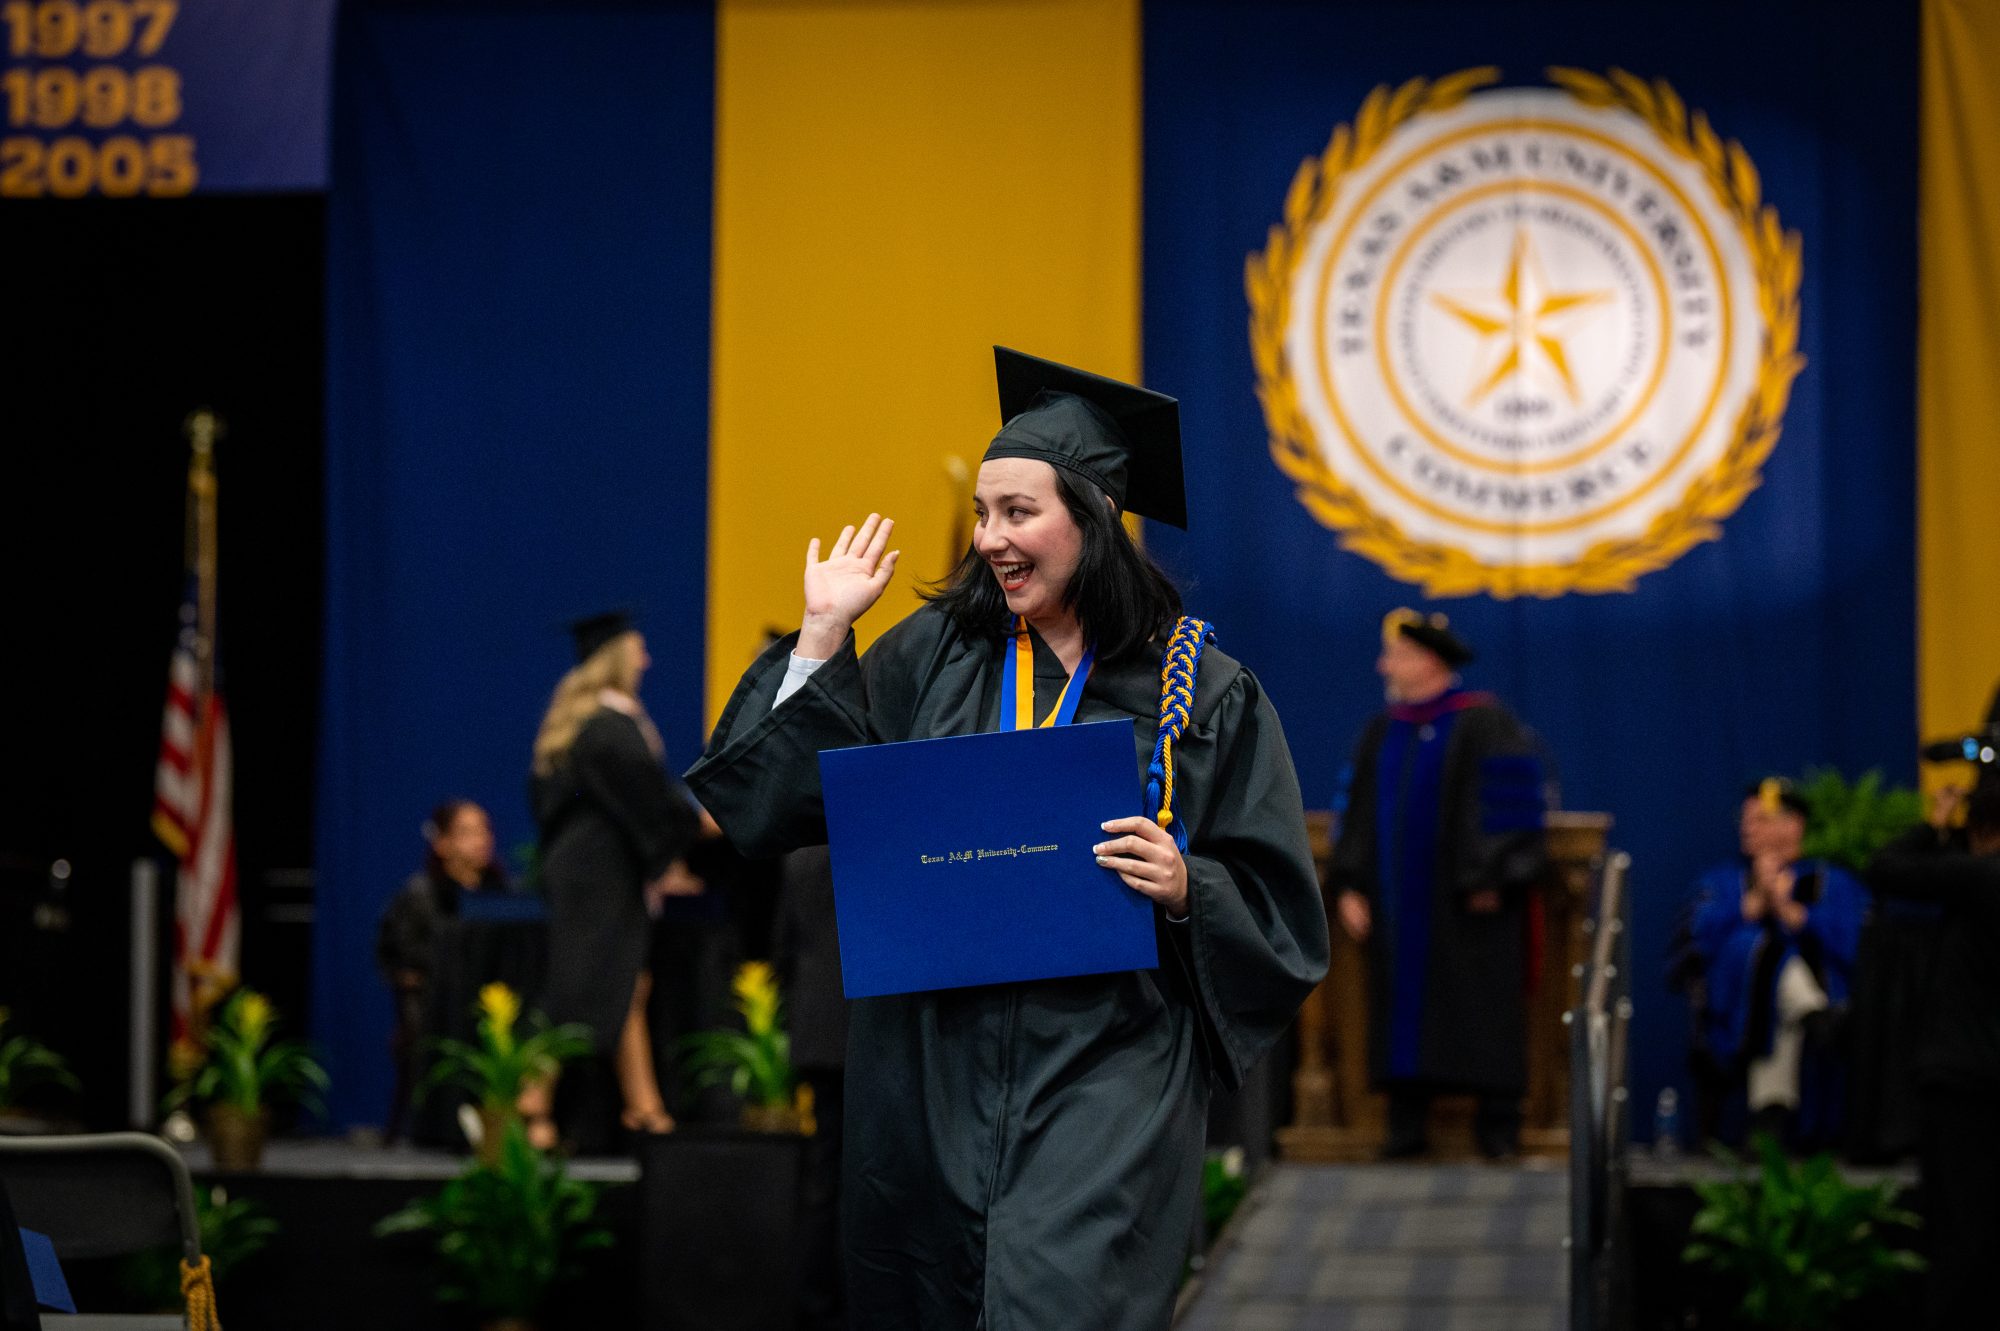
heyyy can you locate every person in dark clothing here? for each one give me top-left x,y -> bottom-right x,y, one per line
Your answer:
528,611 -> 703,1150
375,798 -> 507,1143
1329,610 -> 1546,1160
1868,779 -> 2000,1331
686,350 -> 1328,1331
1668,779 -> 1867,1147
773,845 -> 848,1331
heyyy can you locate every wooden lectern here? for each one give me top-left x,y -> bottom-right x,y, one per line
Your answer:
1276,810 -> 1612,1161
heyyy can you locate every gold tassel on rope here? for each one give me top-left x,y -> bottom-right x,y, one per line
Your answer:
179,1254 -> 222,1331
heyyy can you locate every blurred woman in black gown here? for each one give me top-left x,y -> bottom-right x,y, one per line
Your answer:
527,611 -> 702,1149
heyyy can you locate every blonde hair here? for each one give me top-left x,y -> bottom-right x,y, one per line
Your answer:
532,634 -> 642,775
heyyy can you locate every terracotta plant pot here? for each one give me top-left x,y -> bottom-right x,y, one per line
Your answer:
738,1103 -> 802,1134
481,1318 -> 537,1331
206,1103 -> 268,1170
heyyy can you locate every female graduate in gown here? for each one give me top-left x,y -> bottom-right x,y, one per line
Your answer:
529,613 -> 703,1148
685,350 -> 1330,1331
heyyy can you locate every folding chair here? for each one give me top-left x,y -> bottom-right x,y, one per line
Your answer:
0,1133 -> 217,1330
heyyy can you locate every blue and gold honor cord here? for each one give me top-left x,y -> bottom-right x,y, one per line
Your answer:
1146,617 -> 1215,853
1001,616 -> 1095,731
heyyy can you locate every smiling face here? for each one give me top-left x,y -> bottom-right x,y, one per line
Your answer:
971,457 -> 1085,627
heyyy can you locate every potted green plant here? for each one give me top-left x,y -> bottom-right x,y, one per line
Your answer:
1682,1134 -> 1924,1330
119,1184 -> 277,1313
169,988 -> 328,1170
419,982 -> 591,1165
374,1116 -> 613,1331
1796,768 -> 1923,872
1202,1147 -> 1249,1243
680,961 -> 807,1132
0,1006 -> 80,1126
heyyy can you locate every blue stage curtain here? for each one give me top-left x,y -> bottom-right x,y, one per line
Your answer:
317,1 -> 714,1129
1141,0 -> 1917,1136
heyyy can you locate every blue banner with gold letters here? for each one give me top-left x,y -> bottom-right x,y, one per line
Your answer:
0,0 -> 333,195
1143,0 -> 1917,1136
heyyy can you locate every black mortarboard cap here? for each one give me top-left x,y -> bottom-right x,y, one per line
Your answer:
986,347 -> 1188,529
1382,608 -> 1474,669
570,609 -> 635,664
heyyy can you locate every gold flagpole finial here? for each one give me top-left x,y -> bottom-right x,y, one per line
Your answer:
182,408 -> 226,460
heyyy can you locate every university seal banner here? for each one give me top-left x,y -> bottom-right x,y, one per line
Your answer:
1249,67 -> 1801,597
1142,0 -> 1915,1146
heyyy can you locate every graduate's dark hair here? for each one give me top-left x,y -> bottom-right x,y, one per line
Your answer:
922,466 -> 1182,663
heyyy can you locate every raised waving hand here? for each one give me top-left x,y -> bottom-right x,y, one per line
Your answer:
798,513 -> 899,658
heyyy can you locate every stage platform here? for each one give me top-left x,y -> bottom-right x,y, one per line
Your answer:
174,1135 -> 640,1183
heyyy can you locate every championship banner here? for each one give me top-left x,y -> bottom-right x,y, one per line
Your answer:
1142,0 -> 1917,1131
1,0 -> 333,196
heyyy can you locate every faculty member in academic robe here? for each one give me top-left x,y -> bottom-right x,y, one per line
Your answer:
1329,611 -> 1546,1160
685,349 -> 1329,1331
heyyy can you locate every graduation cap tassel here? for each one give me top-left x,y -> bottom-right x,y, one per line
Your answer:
1146,617 -> 1215,854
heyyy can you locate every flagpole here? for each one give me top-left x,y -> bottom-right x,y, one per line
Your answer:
183,408 -> 223,697
164,407 -> 234,1085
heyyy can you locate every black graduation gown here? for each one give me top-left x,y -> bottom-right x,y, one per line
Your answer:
532,707 -> 699,1048
774,845 -> 849,1072
685,604 -> 1328,1331
1328,696 -> 1545,1095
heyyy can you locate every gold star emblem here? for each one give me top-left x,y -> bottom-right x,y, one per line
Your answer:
1430,230 -> 1613,407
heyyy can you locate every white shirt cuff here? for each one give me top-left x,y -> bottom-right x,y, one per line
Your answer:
772,651 -> 828,709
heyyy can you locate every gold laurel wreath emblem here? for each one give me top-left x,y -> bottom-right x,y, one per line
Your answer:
1245,66 -> 1805,597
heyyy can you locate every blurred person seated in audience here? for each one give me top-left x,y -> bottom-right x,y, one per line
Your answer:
1868,779 -> 2000,1331
375,798 -> 508,1143
1669,778 -> 1866,1147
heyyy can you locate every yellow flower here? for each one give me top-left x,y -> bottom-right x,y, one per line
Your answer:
732,962 -> 780,1035
233,991 -> 274,1043
478,983 -> 520,1033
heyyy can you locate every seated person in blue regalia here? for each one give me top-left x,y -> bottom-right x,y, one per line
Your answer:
1670,778 -> 1867,1146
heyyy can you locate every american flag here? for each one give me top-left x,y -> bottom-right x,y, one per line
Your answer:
152,424 -> 238,1064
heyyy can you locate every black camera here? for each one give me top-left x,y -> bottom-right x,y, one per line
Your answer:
1921,724 -> 2000,766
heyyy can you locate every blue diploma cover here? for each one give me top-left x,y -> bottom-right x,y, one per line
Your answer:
818,719 -> 1160,998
